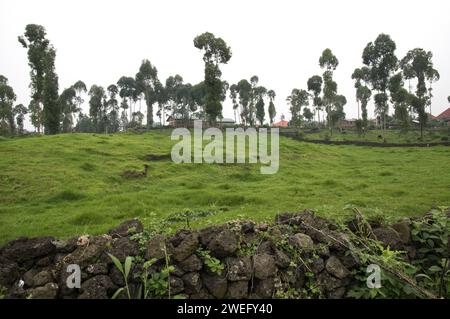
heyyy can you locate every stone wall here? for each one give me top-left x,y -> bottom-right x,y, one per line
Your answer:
280,131 -> 450,147
0,210 -> 443,299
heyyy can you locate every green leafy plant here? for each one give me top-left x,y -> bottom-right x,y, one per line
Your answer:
197,248 -> 224,275
143,243 -> 176,299
146,264 -> 175,298
343,208 -> 443,299
108,254 -> 134,299
0,285 -> 6,299
140,258 -> 157,299
411,208 -> 450,298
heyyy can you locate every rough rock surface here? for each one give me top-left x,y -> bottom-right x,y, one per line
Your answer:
0,213 -> 441,299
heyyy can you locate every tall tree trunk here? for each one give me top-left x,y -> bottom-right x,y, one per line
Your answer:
129,98 -> 132,123
357,99 -> 360,120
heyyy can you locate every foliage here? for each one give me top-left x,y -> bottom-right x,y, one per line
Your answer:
346,208 -> 450,299
108,254 -> 134,299
267,90 -> 276,125
194,32 -> 231,123
307,75 -> 323,125
411,208 -> 450,297
400,48 -> 439,138
197,248 -> 224,275
109,243 -> 179,299
347,266 -> 419,299
362,33 -> 398,134
0,285 -> 6,299
142,244 -> 176,299
140,258 -> 157,298
19,24 -> 60,134
287,89 -> 309,126
319,48 -> 345,134
0,75 -> 16,136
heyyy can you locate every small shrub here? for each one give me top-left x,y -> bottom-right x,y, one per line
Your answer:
197,248 -> 224,275
411,208 -> 450,298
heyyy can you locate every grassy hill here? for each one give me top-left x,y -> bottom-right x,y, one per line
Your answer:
0,130 -> 449,243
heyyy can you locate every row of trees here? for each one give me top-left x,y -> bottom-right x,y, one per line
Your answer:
229,76 -> 277,126
285,33 -> 440,139
287,48 -> 347,135
2,25 -> 278,136
0,76 -> 27,135
355,33 -> 439,138
1,26 -> 443,137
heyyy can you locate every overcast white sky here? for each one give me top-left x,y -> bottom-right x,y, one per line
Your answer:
1,0 -> 450,128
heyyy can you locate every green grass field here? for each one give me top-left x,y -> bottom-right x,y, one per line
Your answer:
0,130 -> 449,243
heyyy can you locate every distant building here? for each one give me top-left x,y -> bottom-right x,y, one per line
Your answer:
216,118 -> 235,127
338,119 -> 357,129
167,113 -> 202,127
273,120 -> 289,127
166,114 -> 235,128
436,108 -> 450,126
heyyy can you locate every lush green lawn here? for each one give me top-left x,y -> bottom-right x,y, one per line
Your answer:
300,128 -> 450,143
0,131 -> 449,243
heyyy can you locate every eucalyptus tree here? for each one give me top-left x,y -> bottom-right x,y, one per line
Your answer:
13,104 -> 27,135
106,84 -> 120,132
267,90 -> 276,125
190,81 -> 206,120
165,74 -> 184,121
287,88 -> 309,127
58,87 -> 77,132
177,82 -> 197,124
351,68 -> 366,119
357,86 -> 372,130
194,32 -> 231,123
220,80 -> 229,112
319,49 -> 339,132
351,67 -> 371,129
0,75 -> 16,135
236,79 -> 251,126
229,84 -> 239,124
388,72 -> 411,132
329,94 -> 347,131
425,67 -> 440,115
254,85 -> 267,125
88,85 -> 105,132
400,48 -> 439,138
19,24 -> 59,134
303,107 -> 314,123
73,80 -> 87,117
362,34 -> 398,134
248,75 -> 259,125
28,100 -> 43,133
117,76 -> 137,122
155,81 -> 169,126
135,59 -> 160,129
307,75 -> 323,125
